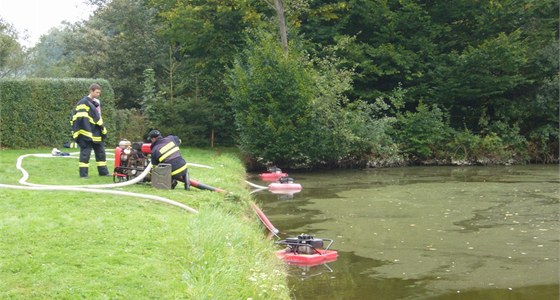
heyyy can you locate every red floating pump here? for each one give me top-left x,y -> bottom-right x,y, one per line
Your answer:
259,166 -> 288,182
268,176 -> 302,192
275,234 -> 338,266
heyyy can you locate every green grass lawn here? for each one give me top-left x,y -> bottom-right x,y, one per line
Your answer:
0,148 -> 290,299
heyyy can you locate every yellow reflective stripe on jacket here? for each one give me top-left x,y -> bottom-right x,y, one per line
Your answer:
159,146 -> 179,162
72,114 -> 97,127
171,164 -> 188,176
72,112 -> 103,126
73,129 -> 93,139
159,142 -> 175,154
72,129 -> 104,141
76,104 -> 90,111
72,112 -> 93,122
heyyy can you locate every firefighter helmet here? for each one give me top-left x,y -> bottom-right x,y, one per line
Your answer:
148,130 -> 161,139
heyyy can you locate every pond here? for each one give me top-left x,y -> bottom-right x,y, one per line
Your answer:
250,165 -> 559,300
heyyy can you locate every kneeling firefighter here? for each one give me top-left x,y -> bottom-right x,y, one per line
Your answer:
148,130 -> 190,190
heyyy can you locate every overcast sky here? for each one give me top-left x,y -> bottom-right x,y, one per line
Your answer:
0,0 -> 93,48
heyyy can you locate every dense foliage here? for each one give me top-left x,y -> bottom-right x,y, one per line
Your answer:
227,32 -> 383,168
0,19 -> 26,78
0,78 -> 116,148
1,0 -> 557,166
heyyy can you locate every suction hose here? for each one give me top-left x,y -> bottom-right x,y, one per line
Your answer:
250,202 -> 280,237
245,180 -> 267,190
190,179 -> 226,193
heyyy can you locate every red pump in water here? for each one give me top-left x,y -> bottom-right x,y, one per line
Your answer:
268,176 -> 302,193
275,234 -> 338,266
259,166 -> 288,182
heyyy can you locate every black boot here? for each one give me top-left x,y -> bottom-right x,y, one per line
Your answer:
98,166 -> 110,176
80,167 -> 88,178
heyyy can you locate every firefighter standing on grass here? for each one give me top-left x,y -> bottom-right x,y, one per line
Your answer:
148,130 -> 190,190
71,83 -> 109,178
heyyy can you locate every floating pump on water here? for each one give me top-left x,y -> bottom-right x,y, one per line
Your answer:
275,234 -> 338,266
268,176 -> 302,193
259,166 -> 288,182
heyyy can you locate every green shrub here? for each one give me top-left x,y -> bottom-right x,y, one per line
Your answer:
486,121 -> 528,161
113,108 -> 148,143
479,133 -> 505,159
227,31 -> 380,168
394,103 -> 452,160
448,127 -> 532,164
226,31 -> 316,168
0,78 -> 115,148
141,69 -> 230,147
528,124 -> 559,163
447,129 -> 482,161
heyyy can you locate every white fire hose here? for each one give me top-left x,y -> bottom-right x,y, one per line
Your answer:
0,152 -> 198,214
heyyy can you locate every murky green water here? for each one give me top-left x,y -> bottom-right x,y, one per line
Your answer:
251,165 -> 559,300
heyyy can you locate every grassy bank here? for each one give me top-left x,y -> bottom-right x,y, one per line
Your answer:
0,148 -> 290,299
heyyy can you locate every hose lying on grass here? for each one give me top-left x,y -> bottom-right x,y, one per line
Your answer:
0,183 -> 198,214
17,153 -> 153,189
0,152 -> 198,214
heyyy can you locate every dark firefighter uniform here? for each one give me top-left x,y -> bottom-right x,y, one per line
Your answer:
150,135 -> 190,189
71,96 -> 109,177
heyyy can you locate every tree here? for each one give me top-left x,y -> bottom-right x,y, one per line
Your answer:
0,19 -> 26,78
27,0 -> 166,109
433,30 -> 531,130
26,26 -> 74,77
227,30 -> 377,168
393,103 -> 451,160
81,0 -> 167,108
227,31 -> 313,166
149,0 -> 271,145
269,0 -> 289,53
309,0 -> 441,103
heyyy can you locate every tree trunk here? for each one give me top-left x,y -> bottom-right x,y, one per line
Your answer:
274,0 -> 288,54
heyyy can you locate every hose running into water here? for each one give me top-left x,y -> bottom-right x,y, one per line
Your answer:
245,180 -> 267,190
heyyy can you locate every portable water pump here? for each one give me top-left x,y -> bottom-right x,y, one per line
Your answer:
112,138 -> 225,192
278,176 -> 295,184
276,234 -> 333,255
113,139 -> 152,182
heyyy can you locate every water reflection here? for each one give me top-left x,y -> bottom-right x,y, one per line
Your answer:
286,251 -> 423,300
251,165 -> 559,300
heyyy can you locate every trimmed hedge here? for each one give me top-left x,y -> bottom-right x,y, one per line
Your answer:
0,78 -> 115,148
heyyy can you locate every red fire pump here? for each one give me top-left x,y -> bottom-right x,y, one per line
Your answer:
113,139 -> 152,183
